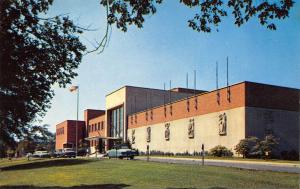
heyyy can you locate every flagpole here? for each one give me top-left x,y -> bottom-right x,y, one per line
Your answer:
76,87 -> 79,157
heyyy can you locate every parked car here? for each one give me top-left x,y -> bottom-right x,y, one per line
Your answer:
32,151 -> 51,158
107,144 -> 138,159
62,150 -> 76,158
51,151 -> 63,158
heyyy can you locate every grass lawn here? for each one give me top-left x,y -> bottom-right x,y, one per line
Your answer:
0,158 -> 298,189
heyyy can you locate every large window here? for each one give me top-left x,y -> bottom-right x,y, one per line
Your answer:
109,106 -> 124,138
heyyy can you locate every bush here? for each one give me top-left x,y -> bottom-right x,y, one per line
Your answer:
234,137 -> 258,158
209,145 -> 233,157
281,150 -> 299,160
252,135 -> 279,159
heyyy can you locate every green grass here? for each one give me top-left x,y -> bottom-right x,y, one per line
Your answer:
0,158 -> 298,189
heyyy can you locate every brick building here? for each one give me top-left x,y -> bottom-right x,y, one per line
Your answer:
55,120 -> 85,150
55,81 -> 299,156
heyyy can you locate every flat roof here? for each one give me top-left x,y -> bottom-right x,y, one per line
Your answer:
56,120 -> 85,126
105,85 -> 208,97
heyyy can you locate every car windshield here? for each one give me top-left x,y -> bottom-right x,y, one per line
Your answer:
114,144 -> 130,149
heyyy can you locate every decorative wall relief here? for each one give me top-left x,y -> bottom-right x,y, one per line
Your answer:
165,123 -> 170,141
146,127 -> 151,142
188,118 -> 195,138
150,110 -> 153,120
130,115 -> 133,125
218,113 -> 227,135
131,129 -> 135,144
186,99 -> 190,112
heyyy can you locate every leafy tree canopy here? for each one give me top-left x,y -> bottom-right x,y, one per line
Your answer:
0,0 -> 86,149
100,0 -> 294,32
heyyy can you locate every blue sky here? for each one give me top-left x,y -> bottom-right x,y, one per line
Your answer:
43,0 -> 300,132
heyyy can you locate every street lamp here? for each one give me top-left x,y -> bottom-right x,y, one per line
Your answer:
70,85 -> 79,157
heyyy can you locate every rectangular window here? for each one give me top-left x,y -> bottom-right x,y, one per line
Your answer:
109,105 -> 124,138
119,106 -> 123,137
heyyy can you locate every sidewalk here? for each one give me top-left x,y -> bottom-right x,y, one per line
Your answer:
136,156 -> 300,173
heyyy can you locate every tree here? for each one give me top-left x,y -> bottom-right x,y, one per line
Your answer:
0,0 -> 86,151
15,124 -> 54,156
209,145 -> 233,157
252,134 -> 279,159
234,136 -> 258,158
100,0 -> 294,33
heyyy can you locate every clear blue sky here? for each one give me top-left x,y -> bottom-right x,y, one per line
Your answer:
43,0 -> 300,132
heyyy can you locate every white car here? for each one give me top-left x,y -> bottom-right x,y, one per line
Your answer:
32,151 -> 50,158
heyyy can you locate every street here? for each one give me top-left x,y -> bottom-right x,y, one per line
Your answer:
136,156 -> 300,173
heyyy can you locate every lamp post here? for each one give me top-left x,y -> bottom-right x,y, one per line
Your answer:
70,85 -> 79,157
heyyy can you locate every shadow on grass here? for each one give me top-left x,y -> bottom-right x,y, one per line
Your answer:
0,184 -> 130,189
0,159 -> 94,171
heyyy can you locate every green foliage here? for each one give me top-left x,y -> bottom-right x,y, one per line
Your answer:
0,0 -> 86,150
209,145 -> 233,157
252,134 -> 279,159
100,0 -> 294,32
234,136 -> 258,158
15,124 -> 54,156
235,134 -> 279,159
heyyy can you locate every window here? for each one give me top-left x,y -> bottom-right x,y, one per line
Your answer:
98,122 -> 100,130
57,128 -> 64,135
109,106 -> 124,138
101,121 -> 104,130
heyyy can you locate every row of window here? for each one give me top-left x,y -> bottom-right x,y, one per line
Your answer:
88,121 -> 104,133
56,128 -> 64,135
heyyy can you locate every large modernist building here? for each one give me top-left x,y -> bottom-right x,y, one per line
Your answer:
55,81 -> 299,156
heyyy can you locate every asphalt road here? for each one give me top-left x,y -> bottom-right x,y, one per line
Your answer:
136,156 -> 300,173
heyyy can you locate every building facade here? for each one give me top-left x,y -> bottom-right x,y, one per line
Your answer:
127,82 -> 299,155
55,81 -> 299,156
55,120 -> 85,150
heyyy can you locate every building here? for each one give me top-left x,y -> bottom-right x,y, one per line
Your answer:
55,81 -> 299,156
55,120 -> 85,150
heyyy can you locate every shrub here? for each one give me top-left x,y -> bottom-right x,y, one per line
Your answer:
209,145 -> 233,157
234,137 -> 258,158
281,150 -> 299,160
252,134 -> 279,159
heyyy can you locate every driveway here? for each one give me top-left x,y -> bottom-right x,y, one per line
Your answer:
136,156 -> 300,173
